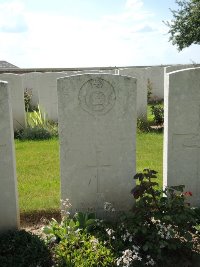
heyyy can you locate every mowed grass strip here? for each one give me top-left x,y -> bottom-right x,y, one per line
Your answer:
15,132 -> 163,213
15,139 -> 60,213
136,132 -> 163,186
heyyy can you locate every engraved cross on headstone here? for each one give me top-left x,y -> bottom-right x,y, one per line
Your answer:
87,150 -> 111,194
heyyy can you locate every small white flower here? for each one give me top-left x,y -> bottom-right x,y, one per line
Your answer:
75,228 -> 81,234
122,236 -> 126,242
106,228 -> 114,236
90,237 -> 99,244
116,258 -> 121,266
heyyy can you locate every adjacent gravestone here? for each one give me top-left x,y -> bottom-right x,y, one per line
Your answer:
0,81 -> 20,231
146,66 -> 165,100
164,64 -> 200,74
0,73 -> 26,130
119,67 -> 147,119
164,67 -> 200,206
58,74 -> 137,215
37,72 -> 66,121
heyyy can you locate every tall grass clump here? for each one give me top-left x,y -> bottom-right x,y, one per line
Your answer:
15,106 -> 58,140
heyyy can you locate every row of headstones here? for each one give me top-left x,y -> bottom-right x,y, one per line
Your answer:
1,64 -> 197,131
0,70 -> 119,130
1,67 -> 200,232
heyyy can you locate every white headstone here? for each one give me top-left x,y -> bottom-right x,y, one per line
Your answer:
58,74 -> 137,215
119,67 -> 147,119
79,69 -> 116,75
164,67 -> 200,206
37,72 -> 66,121
0,74 -> 26,130
146,66 -> 165,100
165,64 -> 200,74
0,81 -> 20,232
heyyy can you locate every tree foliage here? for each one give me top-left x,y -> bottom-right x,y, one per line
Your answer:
166,0 -> 200,50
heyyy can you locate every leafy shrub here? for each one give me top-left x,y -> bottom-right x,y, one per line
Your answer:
151,105 -> 164,125
44,199 -> 115,266
15,105 -> 58,140
18,126 -> 52,140
52,230 -> 114,267
127,169 -> 199,266
14,128 -> 24,139
89,170 -> 199,266
27,106 -> 48,128
43,174 -> 200,266
24,89 -> 38,112
0,229 -> 52,267
147,79 -> 153,104
27,106 -> 58,138
24,89 -> 33,112
137,118 -> 151,132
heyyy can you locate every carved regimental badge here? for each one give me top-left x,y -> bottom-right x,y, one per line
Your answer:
78,78 -> 116,115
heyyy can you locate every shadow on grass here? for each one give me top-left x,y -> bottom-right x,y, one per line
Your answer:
137,119 -> 164,134
20,209 -> 61,227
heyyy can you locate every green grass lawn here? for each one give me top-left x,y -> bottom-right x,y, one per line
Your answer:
15,139 -> 60,213
136,132 -> 163,184
15,131 -> 163,214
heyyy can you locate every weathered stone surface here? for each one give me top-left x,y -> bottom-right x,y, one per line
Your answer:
0,73 -> 25,130
0,81 -> 19,231
164,67 -> 200,206
58,74 -> 137,215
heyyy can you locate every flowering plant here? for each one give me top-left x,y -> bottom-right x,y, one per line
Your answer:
126,169 -> 199,266
43,199 -> 115,266
43,173 -> 200,266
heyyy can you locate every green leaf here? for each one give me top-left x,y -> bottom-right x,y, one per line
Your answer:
133,173 -> 144,181
86,219 -> 95,226
42,226 -> 53,235
69,219 -> 76,229
170,185 -> 185,192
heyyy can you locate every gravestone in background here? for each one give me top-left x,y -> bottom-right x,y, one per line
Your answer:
37,72 -> 66,121
146,66 -> 165,100
0,81 -> 19,232
0,73 -> 26,130
164,67 -> 200,206
119,67 -> 147,119
80,69 -> 116,75
58,74 -> 137,215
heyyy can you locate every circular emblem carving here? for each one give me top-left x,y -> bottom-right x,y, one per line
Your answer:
78,78 -> 116,115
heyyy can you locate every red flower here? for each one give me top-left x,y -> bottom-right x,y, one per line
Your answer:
184,191 -> 192,196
